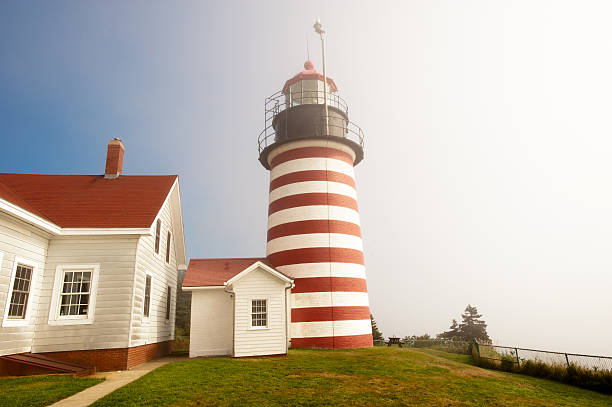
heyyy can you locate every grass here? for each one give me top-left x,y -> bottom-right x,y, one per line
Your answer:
91,347 -> 612,406
0,374 -> 103,407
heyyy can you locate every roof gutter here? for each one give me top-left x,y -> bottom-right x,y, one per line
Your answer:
1,198 -> 158,237
60,228 -> 152,236
181,285 -> 225,291
0,198 -> 61,235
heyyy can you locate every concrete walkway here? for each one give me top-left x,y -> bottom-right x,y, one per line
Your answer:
49,355 -> 187,407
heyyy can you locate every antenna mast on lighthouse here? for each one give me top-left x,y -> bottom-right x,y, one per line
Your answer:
313,17 -> 329,136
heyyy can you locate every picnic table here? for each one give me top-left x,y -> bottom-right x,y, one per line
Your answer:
387,336 -> 403,347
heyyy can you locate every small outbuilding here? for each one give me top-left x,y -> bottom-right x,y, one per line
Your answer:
182,258 -> 293,358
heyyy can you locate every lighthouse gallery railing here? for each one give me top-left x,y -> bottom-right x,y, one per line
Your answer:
257,90 -> 365,155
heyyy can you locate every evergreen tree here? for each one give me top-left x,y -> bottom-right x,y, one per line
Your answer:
458,304 -> 490,343
370,314 -> 384,341
175,270 -> 192,337
438,305 -> 490,343
438,319 -> 460,340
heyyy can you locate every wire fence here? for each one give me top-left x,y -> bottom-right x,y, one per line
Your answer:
475,342 -> 612,372
374,338 -> 470,354
403,339 -> 471,354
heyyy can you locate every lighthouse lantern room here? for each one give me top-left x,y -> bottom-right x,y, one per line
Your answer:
258,55 -> 373,349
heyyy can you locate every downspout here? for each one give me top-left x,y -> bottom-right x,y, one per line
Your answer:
284,282 -> 293,354
223,284 -> 235,357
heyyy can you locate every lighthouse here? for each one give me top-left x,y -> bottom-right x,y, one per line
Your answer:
258,49 -> 372,348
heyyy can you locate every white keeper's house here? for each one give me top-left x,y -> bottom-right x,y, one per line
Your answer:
0,139 -> 186,374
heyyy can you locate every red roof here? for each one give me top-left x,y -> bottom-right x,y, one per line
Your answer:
183,258 -> 279,287
0,174 -> 177,228
282,61 -> 338,94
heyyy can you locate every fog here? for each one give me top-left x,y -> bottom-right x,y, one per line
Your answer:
1,1 -> 610,355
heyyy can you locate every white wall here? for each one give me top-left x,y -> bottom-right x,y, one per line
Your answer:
232,267 -> 288,357
189,288 -> 233,357
0,212 -> 50,356
130,196 -> 178,347
32,235 -> 138,353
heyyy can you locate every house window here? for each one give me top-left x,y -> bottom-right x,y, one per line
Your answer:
48,264 -> 99,326
154,219 -> 161,254
59,270 -> 92,317
166,285 -> 171,320
165,231 -> 171,263
251,299 -> 267,328
144,275 -> 152,318
7,264 -> 34,319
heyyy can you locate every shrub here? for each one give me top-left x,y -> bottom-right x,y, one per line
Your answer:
476,356 -> 612,394
500,355 -> 515,372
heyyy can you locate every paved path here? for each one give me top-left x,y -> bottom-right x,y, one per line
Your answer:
49,355 -> 187,407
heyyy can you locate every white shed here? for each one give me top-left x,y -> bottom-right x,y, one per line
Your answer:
183,258 -> 293,358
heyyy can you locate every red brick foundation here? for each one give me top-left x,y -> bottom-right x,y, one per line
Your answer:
127,340 -> 174,369
37,340 -> 174,372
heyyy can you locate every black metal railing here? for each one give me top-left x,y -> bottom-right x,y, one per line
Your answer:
257,90 -> 365,155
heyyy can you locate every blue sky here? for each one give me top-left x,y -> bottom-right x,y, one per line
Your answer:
2,1 -> 612,355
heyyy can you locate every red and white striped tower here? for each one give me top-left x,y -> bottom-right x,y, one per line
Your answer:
258,60 -> 372,349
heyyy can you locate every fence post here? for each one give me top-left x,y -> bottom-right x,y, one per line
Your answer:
515,348 -> 520,368
565,353 -> 570,367
472,339 -> 480,363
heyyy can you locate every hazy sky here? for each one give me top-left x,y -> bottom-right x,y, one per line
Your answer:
1,1 -> 611,355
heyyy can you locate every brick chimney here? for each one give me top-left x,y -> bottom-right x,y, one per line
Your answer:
104,138 -> 125,179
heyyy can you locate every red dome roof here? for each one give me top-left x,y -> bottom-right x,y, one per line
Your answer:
282,61 -> 338,94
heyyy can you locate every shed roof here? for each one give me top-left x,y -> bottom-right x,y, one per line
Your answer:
0,173 -> 177,228
183,258 -> 289,287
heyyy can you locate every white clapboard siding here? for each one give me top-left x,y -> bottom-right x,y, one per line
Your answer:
189,289 -> 233,357
130,195 -> 178,347
232,267 -> 288,357
0,213 -> 50,356
31,234 -> 139,353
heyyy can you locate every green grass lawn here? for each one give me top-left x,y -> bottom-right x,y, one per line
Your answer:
0,375 -> 103,407
92,347 -> 612,406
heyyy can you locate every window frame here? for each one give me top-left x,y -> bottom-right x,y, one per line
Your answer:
143,273 -> 152,319
2,256 -> 39,327
249,298 -> 269,330
154,219 -> 161,255
48,264 -> 100,326
165,285 -> 172,321
165,231 -> 171,263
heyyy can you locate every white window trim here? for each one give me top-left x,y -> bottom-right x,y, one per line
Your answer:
153,218 -> 162,258
248,298 -> 270,330
165,231 -> 172,264
165,284 -> 173,324
143,272 -> 153,321
2,256 -> 39,327
48,264 -> 100,326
